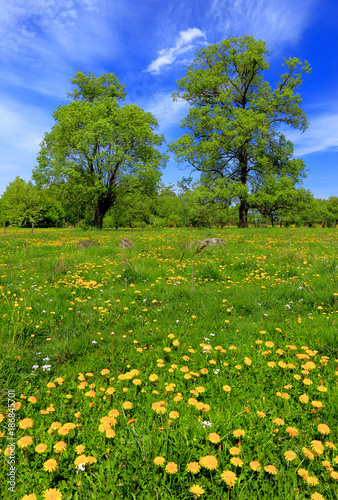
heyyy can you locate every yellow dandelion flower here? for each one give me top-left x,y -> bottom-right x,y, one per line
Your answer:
19,418 -> 34,430
74,454 -> 87,466
286,426 -> 299,437
249,460 -> 261,471
229,446 -> 241,456
35,443 -> 48,453
154,456 -> 165,466
303,378 -> 313,385
57,427 -> 70,436
17,436 -> 33,449
53,441 -> 67,454
132,379 -> 142,386
284,450 -> 297,461
297,468 -> 309,479
106,387 -> 115,395
43,458 -> 58,472
257,411 -> 266,418
169,411 -> 179,420
317,424 -> 330,435
264,464 -> 278,475
230,456 -> 243,467
85,390 -> 96,398
311,440 -> 324,455
101,369 -> 110,376
199,455 -> 218,470
273,418 -> 285,426
165,462 -> 178,474
189,484 -> 205,497
223,385 -> 231,392
299,393 -> 309,404
244,357 -> 252,366
63,422 -> 75,430
311,401 -> 323,409
221,469 -> 237,487
267,361 -> 276,368
20,495 -> 37,500
28,396 -> 37,404
122,401 -> 133,410
208,432 -> 220,444
149,374 -> 158,382
75,444 -> 85,454
317,386 -> 327,392
325,441 -> 336,450
109,409 -> 119,417
306,475 -> 319,486
302,447 -> 315,460
331,471 -> 338,480
310,493 -> 326,500
86,456 -> 97,464
43,489 -> 62,500
233,429 -> 245,438
186,461 -> 201,474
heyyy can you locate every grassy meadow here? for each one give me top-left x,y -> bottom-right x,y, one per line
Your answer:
0,226 -> 337,500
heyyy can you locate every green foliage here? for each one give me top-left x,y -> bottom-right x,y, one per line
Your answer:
33,71 -> 167,228
1,177 -> 42,226
170,35 -> 311,227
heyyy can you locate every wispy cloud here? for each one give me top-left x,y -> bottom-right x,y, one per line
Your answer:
285,111 -> 338,157
209,0 -> 316,48
146,28 -> 207,74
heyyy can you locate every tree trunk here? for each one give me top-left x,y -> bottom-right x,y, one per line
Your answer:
93,193 -> 115,229
238,202 -> 248,228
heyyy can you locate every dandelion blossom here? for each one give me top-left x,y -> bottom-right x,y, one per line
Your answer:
299,393 -> 309,404
302,447 -> 315,460
199,455 -> 218,470
19,418 -> 34,430
208,432 -> 220,444
229,446 -> 241,456
318,424 -> 330,435
221,469 -> 237,487
189,485 -> 205,497
331,471 -> 338,480
311,440 -> 324,455
286,426 -> 299,437
233,429 -> 245,438
284,450 -> 297,461
165,462 -> 178,474
35,443 -> 48,453
75,444 -> 85,454
20,495 -> 37,500
305,476 -> 319,486
186,461 -> 201,474
43,488 -> 62,500
223,385 -> 231,392
43,458 -> 58,472
154,456 -> 165,466
17,436 -> 33,449
273,418 -> 285,426
310,493 -> 326,500
249,460 -> 261,471
297,469 -> 309,479
257,411 -> 266,418
230,456 -> 243,467
264,464 -> 278,475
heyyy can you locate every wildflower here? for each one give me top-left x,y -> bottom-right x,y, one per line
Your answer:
325,441 -> 336,450
284,450 -> 297,461
122,401 -> 133,410
229,446 -> 241,456
20,495 -> 37,500
273,418 -> 285,426
299,393 -> 309,404
74,455 -> 87,466
17,436 -> 33,449
311,440 -> 324,455
317,385 -> 327,392
221,469 -> 237,487
186,461 -> 201,474
257,411 -> 266,418
264,464 -> 278,475
311,401 -> 323,409
75,445 -> 85,454
53,441 -> 67,454
154,456 -> 165,466
28,396 -> 37,404
286,426 -> 299,437
230,456 -> 243,467
35,443 -> 48,453
199,455 -> 218,470
303,378 -> 313,385
86,456 -> 97,464
169,411 -> 179,420
165,462 -> 178,474
223,385 -> 231,392
189,484 -> 205,496
109,409 -> 119,417
106,387 -> 115,395
207,432 -> 220,444
43,458 -> 58,472
249,460 -> 261,471
302,447 -> 315,460
331,471 -> 338,480
310,493 -> 326,500
297,469 -> 309,479
317,424 -> 330,435
233,429 -> 245,438
149,374 -> 158,382
305,476 -> 319,486
43,488 -> 62,500
202,420 -> 212,428
19,418 -> 34,429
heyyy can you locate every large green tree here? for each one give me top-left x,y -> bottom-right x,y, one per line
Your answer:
169,36 -> 311,227
33,71 -> 167,228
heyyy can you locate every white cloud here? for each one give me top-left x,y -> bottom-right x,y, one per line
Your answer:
209,0 -> 315,48
139,92 -> 189,132
285,112 -> 338,157
146,28 -> 207,74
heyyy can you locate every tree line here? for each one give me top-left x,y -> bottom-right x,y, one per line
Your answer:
0,36 -> 337,229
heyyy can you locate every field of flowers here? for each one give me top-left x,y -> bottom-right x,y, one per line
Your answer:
0,227 -> 337,499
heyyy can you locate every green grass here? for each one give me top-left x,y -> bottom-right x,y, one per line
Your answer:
0,227 -> 337,499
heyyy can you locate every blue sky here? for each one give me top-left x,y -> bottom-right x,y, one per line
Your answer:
0,0 -> 337,198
